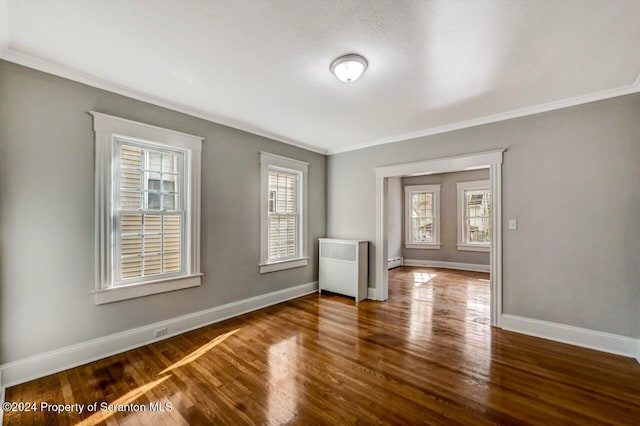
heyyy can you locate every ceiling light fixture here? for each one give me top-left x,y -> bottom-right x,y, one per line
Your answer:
330,54 -> 368,83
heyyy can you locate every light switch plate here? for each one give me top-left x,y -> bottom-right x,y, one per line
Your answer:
509,219 -> 517,230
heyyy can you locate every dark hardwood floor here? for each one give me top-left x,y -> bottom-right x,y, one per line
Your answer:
4,266 -> 640,425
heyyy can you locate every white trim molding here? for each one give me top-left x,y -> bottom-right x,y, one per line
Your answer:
501,314 -> 640,360
94,274 -> 203,305
91,112 -> 203,304
367,287 -> 377,300
1,45 -> 639,157
259,152 -> 309,274
375,150 -> 504,326
0,281 -> 318,389
405,243 -> 441,250
403,259 -> 490,273
327,83 -> 640,155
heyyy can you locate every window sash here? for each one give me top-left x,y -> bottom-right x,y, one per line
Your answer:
113,140 -> 187,285
267,167 -> 300,261
409,191 -> 435,244
463,188 -> 491,245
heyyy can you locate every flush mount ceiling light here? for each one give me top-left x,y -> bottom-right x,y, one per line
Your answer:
330,54 -> 368,83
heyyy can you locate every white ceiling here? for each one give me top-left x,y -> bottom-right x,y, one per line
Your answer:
1,0 -> 639,154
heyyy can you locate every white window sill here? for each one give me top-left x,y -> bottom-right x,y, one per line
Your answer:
405,243 -> 441,250
457,244 -> 490,252
260,257 -> 309,274
94,274 -> 202,305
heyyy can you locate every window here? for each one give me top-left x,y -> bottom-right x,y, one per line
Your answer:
92,112 -> 202,304
116,144 -> 183,281
404,184 -> 441,249
457,180 -> 491,252
260,152 -> 308,273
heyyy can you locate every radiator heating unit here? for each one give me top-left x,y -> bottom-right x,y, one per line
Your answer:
318,238 -> 368,301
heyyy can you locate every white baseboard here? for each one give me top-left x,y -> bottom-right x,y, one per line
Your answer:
0,281 -> 318,389
367,287 -> 377,300
403,259 -> 490,273
501,314 -> 640,360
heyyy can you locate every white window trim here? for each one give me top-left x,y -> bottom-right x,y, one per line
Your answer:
404,184 -> 441,249
456,180 -> 491,252
91,111 -> 203,304
259,152 -> 309,273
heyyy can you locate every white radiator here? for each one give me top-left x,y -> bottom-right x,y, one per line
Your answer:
318,238 -> 368,301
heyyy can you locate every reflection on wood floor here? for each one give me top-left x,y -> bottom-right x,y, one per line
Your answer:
4,266 -> 640,425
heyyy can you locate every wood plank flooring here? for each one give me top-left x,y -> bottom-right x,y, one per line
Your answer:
4,266 -> 640,425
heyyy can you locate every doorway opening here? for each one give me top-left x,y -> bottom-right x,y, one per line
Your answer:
374,150 -> 504,327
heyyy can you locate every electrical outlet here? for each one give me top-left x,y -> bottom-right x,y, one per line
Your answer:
154,327 -> 168,338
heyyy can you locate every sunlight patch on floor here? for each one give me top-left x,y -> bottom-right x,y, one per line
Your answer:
413,272 -> 437,286
160,328 -> 240,374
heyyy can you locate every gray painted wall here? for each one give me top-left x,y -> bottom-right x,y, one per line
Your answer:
387,177 -> 402,259
402,169 -> 490,265
327,93 -> 640,338
0,60 -> 326,363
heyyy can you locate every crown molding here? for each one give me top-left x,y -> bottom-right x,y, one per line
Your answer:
0,48 -> 327,155
327,81 -> 640,155
1,38 -> 638,158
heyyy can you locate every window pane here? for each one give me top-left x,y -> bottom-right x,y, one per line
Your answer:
162,153 -> 178,173
464,189 -> 491,244
146,172 -> 162,210
120,191 -> 142,210
269,214 -> 297,260
269,170 -> 297,215
164,234 -> 181,252
147,174 -> 161,191
147,193 -> 161,210
144,235 -> 162,254
120,145 -> 142,169
410,191 -> 434,243
144,215 -> 162,233
121,256 -> 142,279
120,169 -> 141,190
148,151 -> 162,171
121,235 -> 142,256
162,177 -> 176,193
163,252 -> 181,273
162,193 -> 176,210
144,255 -> 162,276
412,218 -> 433,243
163,215 -> 180,234
268,190 -> 276,213
121,214 -> 142,234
